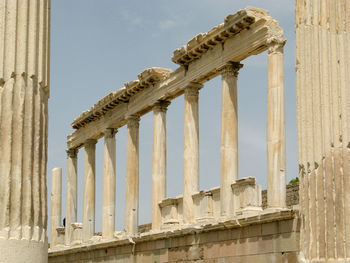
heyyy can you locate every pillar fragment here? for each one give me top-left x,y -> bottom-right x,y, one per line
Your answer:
0,1 -> 50,262
50,168 -> 62,247
125,115 -> 140,235
219,62 -> 243,218
296,1 -> 350,261
102,128 -> 117,239
266,37 -> 287,210
83,139 -> 97,241
152,101 -> 170,230
183,82 -> 202,224
65,148 -> 78,245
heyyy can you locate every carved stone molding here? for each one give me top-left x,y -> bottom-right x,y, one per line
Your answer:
184,82 -> 202,97
219,62 -> 244,77
66,149 -> 78,159
267,37 -> 286,55
153,100 -> 171,113
84,139 -> 98,147
104,128 -> 118,138
126,115 -> 141,129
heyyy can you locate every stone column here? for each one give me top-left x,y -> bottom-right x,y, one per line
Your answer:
50,168 -> 62,247
0,1 -> 50,262
266,37 -> 286,210
65,149 -> 78,245
83,139 -> 97,241
102,128 -> 117,239
152,101 -> 170,230
219,62 -> 243,218
125,115 -> 140,235
296,1 -> 350,261
183,82 -> 202,224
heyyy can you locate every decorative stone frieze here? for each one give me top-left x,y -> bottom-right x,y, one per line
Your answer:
72,68 -> 171,129
171,7 -> 269,66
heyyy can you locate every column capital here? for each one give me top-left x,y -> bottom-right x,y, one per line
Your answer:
85,139 -> 98,147
219,62 -> 243,77
66,148 -> 78,159
104,128 -> 118,138
126,115 -> 140,129
184,82 -> 202,97
267,36 -> 286,55
153,100 -> 171,113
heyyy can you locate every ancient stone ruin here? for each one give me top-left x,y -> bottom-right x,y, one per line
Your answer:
1,0 -> 350,262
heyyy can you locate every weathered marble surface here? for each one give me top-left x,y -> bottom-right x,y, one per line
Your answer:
0,1 -> 50,262
296,0 -> 350,261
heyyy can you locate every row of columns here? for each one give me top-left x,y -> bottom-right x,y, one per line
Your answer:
59,41 -> 286,244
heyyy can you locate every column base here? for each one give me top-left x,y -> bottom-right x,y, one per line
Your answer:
0,238 -> 48,263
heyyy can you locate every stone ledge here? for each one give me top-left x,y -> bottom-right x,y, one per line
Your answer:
48,209 -> 295,257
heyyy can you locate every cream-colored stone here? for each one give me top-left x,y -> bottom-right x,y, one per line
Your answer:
0,0 -> 50,261
65,149 -> 78,245
152,101 -> 170,230
266,36 -> 286,210
296,0 -> 350,261
183,83 -> 202,224
83,139 -> 97,241
125,115 -> 140,235
102,128 -> 117,239
50,168 -> 62,247
219,62 -> 243,218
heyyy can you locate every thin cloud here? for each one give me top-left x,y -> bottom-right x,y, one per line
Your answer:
158,15 -> 187,30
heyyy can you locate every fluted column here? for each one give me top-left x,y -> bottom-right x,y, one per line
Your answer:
152,101 -> 170,230
183,82 -> 202,224
83,139 -> 97,241
219,62 -> 243,218
0,1 -> 50,262
102,128 -> 117,239
50,168 -> 62,247
266,37 -> 286,210
125,115 -> 140,235
65,148 -> 78,245
296,1 -> 350,261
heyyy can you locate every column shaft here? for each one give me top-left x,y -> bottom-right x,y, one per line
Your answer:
0,1 -> 50,262
83,139 -> 97,241
183,83 -> 202,224
50,168 -> 62,247
65,149 -> 78,245
219,62 -> 242,218
102,129 -> 117,239
266,37 -> 286,209
296,1 -> 350,261
152,101 -> 170,230
125,116 -> 140,235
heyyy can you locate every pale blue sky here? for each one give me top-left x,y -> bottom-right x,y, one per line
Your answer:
48,0 -> 296,238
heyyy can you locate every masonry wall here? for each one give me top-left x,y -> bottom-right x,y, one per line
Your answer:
49,217 -> 300,263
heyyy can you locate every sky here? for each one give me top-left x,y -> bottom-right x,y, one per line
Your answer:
48,0 -> 297,239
